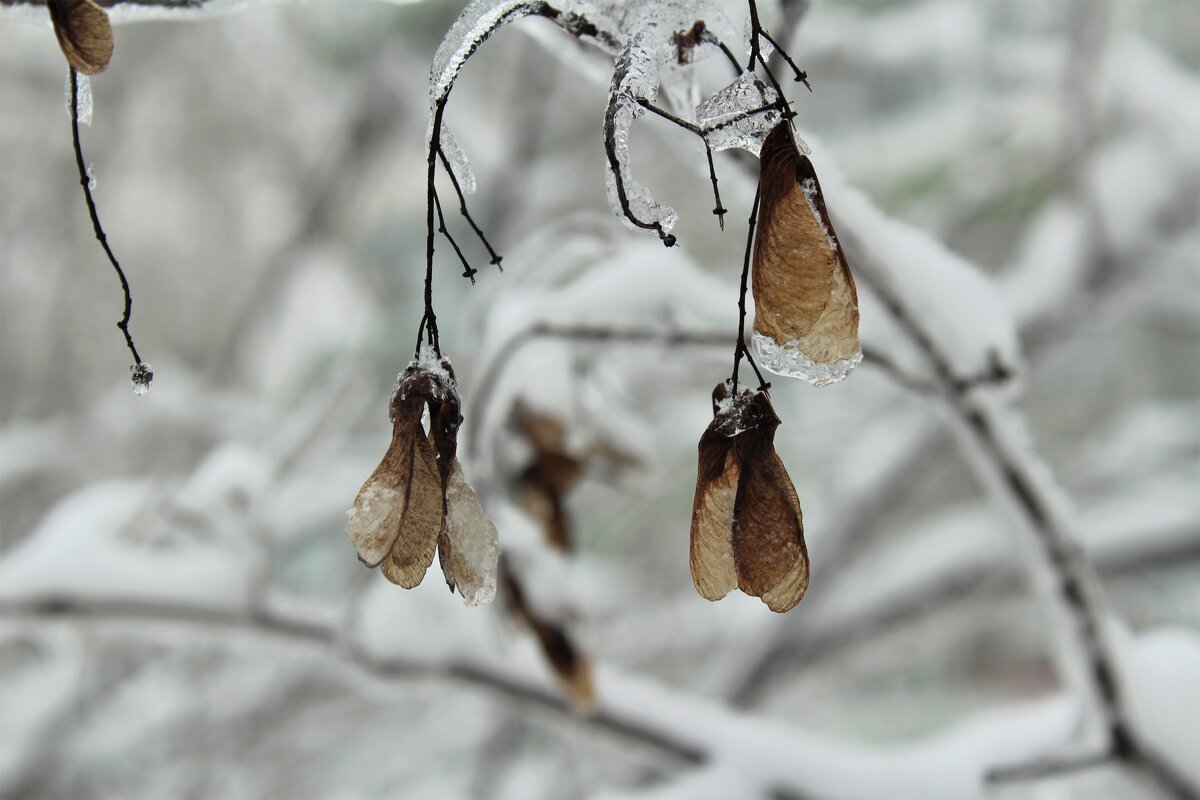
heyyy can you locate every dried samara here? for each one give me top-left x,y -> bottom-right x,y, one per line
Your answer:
346,351 -> 499,606
690,383 -> 809,612
751,121 -> 861,386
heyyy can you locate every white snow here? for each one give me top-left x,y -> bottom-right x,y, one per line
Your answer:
0,482 -> 254,610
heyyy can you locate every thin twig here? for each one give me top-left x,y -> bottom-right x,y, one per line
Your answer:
731,187 -> 769,393
432,185 -> 476,284
987,750 -> 1114,785
436,146 -> 503,270
68,67 -> 144,368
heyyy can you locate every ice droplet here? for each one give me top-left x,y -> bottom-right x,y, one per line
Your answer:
130,362 -> 154,396
696,71 -> 781,153
751,331 -> 861,386
65,70 -> 93,127
86,164 -> 96,191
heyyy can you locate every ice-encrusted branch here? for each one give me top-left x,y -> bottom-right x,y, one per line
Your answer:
417,0 -> 627,353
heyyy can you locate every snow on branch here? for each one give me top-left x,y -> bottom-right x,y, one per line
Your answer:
1,589 -> 1092,800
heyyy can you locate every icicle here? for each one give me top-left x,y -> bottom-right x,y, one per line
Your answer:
130,363 -> 153,396
65,69 -> 92,127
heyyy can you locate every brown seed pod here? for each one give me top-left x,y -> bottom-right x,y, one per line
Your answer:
47,0 -> 114,75
511,402 -> 584,552
501,562 -> 595,714
751,122 -> 860,386
347,357 -> 499,602
348,382 -> 444,587
690,383 -> 809,613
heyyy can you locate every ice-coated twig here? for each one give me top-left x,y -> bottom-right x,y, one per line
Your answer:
417,0 -> 625,355
68,67 -> 147,374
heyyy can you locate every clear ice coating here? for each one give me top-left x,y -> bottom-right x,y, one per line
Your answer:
604,32 -> 678,235
65,70 -> 92,127
429,0 -> 543,105
130,362 -> 154,396
442,462 -> 499,606
751,331 -> 862,387
437,126 -> 476,195
743,15 -> 774,59
696,71 -> 781,153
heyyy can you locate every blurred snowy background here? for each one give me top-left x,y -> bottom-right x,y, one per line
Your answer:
1,0 -> 1198,798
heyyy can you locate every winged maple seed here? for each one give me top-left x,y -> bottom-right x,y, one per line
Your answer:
501,561 -> 595,715
47,0 -> 114,75
509,401 -> 640,552
751,121 -> 862,387
346,351 -> 499,606
511,402 -> 583,552
690,383 -> 810,613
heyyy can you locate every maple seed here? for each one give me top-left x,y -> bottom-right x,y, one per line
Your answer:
690,383 -> 809,613
502,564 -> 596,714
346,354 -> 498,603
751,122 -> 861,386
511,402 -> 584,552
47,0 -> 114,75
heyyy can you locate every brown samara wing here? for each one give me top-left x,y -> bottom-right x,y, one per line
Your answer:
346,390 -> 444,588
378,426 -> 444,588
689,384 -> 742,602
752,121 -> 860,385
730,393 -> 808,612
48,0 -> 114,75
512,402 -> 584,551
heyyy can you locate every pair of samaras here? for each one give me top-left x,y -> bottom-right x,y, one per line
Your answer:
346,352 -> 498,606
752,122 -> 861,386
690,384 -> 809,613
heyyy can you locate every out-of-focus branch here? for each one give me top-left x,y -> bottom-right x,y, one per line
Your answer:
732,517 -> 1200,705
211,56 -> 413,380
462,322 -> 935,469
0,594 -> 700,768
987,750 -> 1113,785
0,592 -> 1091,800
832,230 -> 1199,800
